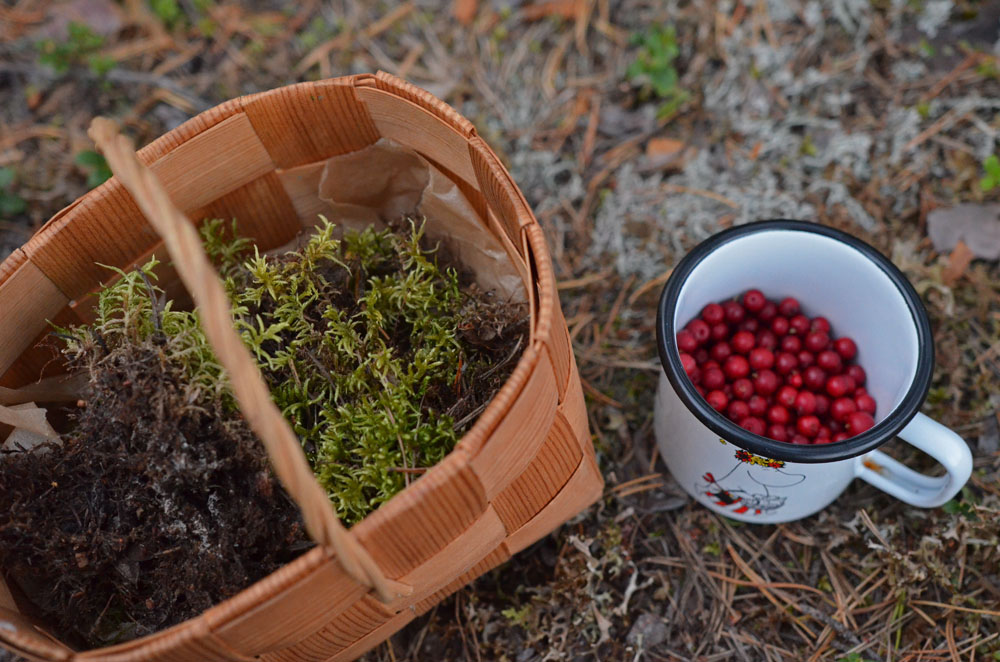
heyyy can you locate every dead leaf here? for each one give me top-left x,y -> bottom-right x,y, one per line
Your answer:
452,0 -> 478,25
942,240 -> 975,286
927,204 -> 1000,259
645,137 -> 686,158
522,0 -> 583,21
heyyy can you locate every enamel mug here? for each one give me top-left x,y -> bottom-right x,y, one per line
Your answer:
654,220 -> 973,523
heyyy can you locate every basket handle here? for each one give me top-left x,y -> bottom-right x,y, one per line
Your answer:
87,118 -> 411,603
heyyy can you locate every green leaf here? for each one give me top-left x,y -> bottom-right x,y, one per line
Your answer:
980,175 -> 996,193
0,167 -> 15,189
149,0 -> 182,26
0,192 -> 26,217
985,155 -> 1000,178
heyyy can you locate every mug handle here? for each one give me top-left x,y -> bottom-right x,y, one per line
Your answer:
854,413 -> 973,508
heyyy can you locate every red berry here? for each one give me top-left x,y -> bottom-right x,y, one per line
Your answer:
771,316 -> 790,336
789,314 -> 810,335
728,400 -> 750,421
804,331 -> 830,353
826,375 -> 853,398
791,434 -> 811,445
814,394 -> 830,416
817,350 -> 843,374
695,385 -> 706,397
780,335 -> 802,354
832,432 -> 850,442
743,289 -> 766,313
687,319 -> 710,345
749,347 -> 775,371
724,301 -> 746,325
843,375 -> 857,393
758,301 -> 778,322
694,348 -> 709,364
788,372 -> 803,388
810,317 -> 831,334
797,415 -> 820,437
767,424 -> 788,442
702,367 -> 726,390
804,366 -> 827,391
785,425 -> 796,438
724,355 -> 751,379
732,378 -> 754,401
706,390 -> 728,412
829,420 -> 842,434
748,395 -> 768,416
846,364 -> 866,386
817,425 -> 831,439
702,302 -> 725,325
723,383 -> 733,398
778,297 -> 800,317
740,416 -> 766,436
794,390 -> 816,416
711,323 -> 729,342
676,330 -> 698,353
775,352 -> 798,374
856,394 -> 877,415
756,329 -> 778,350
831,397 -> 858,422
776,385 -> 798,408
711,342 -> 733,363
797,350 -> 816,368
702,360 -> 721,371
731,331 -> 756,354
680,353 -> 696,376
834,337 -> 857,360
846,411 -> 875,435
754,369 -> 780,396
738,318 -> 760,333
767,405 -> 791,425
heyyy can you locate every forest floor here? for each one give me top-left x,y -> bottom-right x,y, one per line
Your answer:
2,1 -> 1000,660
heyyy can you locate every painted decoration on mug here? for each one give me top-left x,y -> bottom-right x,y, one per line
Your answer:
698,447 -> 805,515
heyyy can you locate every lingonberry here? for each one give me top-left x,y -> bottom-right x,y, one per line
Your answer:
694,348 -> 709,364
780,335 -> 802,354
676,330 -> 698,353
794,390 -> 816,416
706,390 -> 728,412
825,375 -> 853,398
758,301 -> 778,322
832,432 -> 850,442
790,434 -> 811,445
710,341 -> 732,363
855,394 -> 877,415
829,420 -> 842,434
768,424 -> 788,442
711,323 -> 729,342
833,337 -> 857,360
702,367 -> 726,391
816,350 -> 843,374
728,400 -> 750,421
702,360 -> 721,372
738,318 -> 759,333
767,405 -> 791,425
723,383 -> 733,398
803,366 -> 826,391
789,314 -> 810,336
830,397 -> 857,422
687,319 -> 711,345
680,352 -> 696,376
776,385 -> 798,408
814,394 -> 830,417
756,329 -> 778,350
771,316 -> 790,336
797,350 -> 815,368
749,347 -> 775,371
804,331 -> 830,353
817,425 -> 831,439
695,385 -> 706,397
724,301 -> 746,324
810,316 -> 831,334
732,378 -> 754,401
846,411 -> 875,435
797,415 -> 820,438
702,302 -> 725,325
846,364 -> 866,386
788,372 -> 804,388
740,416 -> 766,436
842,375 -> 857,393
743,289 -> 766,313
731,331 -> 756,354
748,395 -> 768,416
753,369 -> 780,396
724,355 -> 751,380
775,352 -> 798,374
778,297 -> 800,317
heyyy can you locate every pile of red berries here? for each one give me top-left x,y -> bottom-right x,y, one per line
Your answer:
676,290 -> 877,445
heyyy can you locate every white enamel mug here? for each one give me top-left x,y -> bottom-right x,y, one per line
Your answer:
654,220 -> 973,523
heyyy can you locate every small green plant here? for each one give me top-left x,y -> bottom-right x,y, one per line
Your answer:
76,150 -> 113,188
36,22 -> 115,75
943,486 -> 980,521
0,167 -> 26,218
980,154 -> 1000,192
149,0 -> 182,27
627,25 -> 690,119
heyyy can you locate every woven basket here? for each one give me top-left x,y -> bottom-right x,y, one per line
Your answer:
0,72 -> 602,662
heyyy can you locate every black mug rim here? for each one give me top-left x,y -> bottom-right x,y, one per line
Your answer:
656,220 -> 934,464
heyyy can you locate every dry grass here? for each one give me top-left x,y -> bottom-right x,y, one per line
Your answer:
2,1 -> 1000,660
